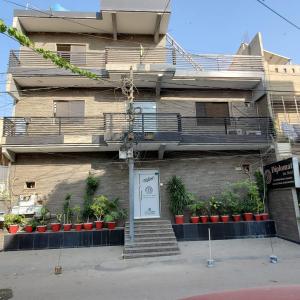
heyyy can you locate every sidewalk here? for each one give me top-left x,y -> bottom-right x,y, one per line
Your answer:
1,238 -> 300,300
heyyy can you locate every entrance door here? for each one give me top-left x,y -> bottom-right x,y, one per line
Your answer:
134,170 -> 160,219
133,102 -> 157,132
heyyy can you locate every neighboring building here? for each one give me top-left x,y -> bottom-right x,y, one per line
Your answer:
2,0 -> 273,221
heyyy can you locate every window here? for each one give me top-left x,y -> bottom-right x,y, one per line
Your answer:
195,102 -> 229,125
57,44 -> 71,62
54,100 -> 85,118
25,181 -> 36,189
57,44 -> 86,65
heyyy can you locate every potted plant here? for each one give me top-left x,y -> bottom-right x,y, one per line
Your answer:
219,200 -> 230,223
188,201 -> 200,223
72,205 -> 83,231
91,195 -> 108,229
209,197 -> 221,223
4,214 -> 24,234
198,201 -> 209,223
104,212 -> 119,230
254,170 -> 269,220
62,194 -> 73,231
167,176 -> 191,224
83,216 -> 93,230
222,190 -> 241,222
51,213 -> 62,232
24,218 -> 37,233
36,205 -> 49,233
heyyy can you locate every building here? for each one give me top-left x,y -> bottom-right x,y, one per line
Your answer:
2,0 -> 273,222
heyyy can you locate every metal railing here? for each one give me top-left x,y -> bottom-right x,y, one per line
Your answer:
3,117 -> 105,136
3,115 -> 274,144
9,48 -> 264,73
9,50 -> 106,68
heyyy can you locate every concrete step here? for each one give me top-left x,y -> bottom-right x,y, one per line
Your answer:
125,224 -> 173,230
123,245 -> 179,254
123,250 -> 180,259
125,228 -> 174,234
125,232 -> 176,239
125,220 -> 171,225
124,240 -> 178,248
125,236 -> 177,243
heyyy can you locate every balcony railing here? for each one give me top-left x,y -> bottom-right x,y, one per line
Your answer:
3,115 -> 274,145
9,48 -> 264,73
3,117 -> 105,136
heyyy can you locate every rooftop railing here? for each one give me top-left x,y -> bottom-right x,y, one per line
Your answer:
9,48 -> 264,73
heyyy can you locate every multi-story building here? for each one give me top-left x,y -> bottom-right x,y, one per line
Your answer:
2,0 -> 273,221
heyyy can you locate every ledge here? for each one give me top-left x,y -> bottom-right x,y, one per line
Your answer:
172,221 -> 276,241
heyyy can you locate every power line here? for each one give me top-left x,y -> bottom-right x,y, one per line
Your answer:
256,0 -> 300,31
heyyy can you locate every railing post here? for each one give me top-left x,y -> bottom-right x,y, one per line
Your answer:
58,117 -> 62,135
105,48 -> 108,65
141,114 -> 145,135
177,114 -> 182,132
224,118 -> 228,134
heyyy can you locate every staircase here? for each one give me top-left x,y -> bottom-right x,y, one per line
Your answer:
123,219 -> 180,259
166,33 -> 202,71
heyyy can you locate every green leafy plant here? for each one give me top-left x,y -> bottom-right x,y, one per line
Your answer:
72,205 -> 82,224
4,214 -> 24,229
208,196 -> 222,216
104,211 -> 119,223
222,190 -> 241,215
91,195 -> 109,221
38,205 -> 50,226
82,174 -> 100,221
167,176 -> 191,216
231,180 -> 261,214
63,194 -> 73,224
188,202 -> 200,217
198,201 -> 209,216
105,198 -> 127,222
24,218 -> 38,230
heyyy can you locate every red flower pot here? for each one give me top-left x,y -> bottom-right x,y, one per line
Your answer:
95,221 -> 104,230
261,213 -> 269,221
107,222 -> 116,230
210,215 -> 219,223
254,214 -> 261,221
200,216 -> 209,224
243,213 -> 253,221
83,223 -> 93,230
175,215 -> 184,224
51,223 -> 61,232
221,215 -> 229,223
232,215 -> 241,222
37,225 -> 47,233
74,224 -> 82,231
24,225 -> 33,233
190,216 -> 200,224
8,225 -> 19,234
63,224 -> 72,231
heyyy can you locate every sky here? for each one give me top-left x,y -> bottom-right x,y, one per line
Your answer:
1,0 -> 300,116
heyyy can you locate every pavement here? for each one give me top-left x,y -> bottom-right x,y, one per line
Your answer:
1,238 -> 300,300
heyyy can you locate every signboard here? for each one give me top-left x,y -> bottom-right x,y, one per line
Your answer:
264,157 -> 300,189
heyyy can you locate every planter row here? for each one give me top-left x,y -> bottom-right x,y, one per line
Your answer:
7,221 -> 117,235
176,213 -> 269,224
3,228 -> 124,251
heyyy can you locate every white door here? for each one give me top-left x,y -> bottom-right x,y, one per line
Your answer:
133,102 -> 157,132
134,170 -> 160,219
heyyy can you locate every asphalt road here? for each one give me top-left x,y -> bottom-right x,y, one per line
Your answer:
1,238 -> 300,300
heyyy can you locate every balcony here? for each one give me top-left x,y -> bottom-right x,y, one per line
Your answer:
8,48 -> 265,90
2,115 -> 274,153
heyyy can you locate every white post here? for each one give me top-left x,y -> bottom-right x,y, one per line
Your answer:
129,157 -> 134,242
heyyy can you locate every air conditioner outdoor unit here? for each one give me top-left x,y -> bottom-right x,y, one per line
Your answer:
246,130 -> 262,136
227,129 -> 243,135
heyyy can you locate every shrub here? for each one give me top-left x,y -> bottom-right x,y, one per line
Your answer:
167,176 -> 191,216
82,174 -> 100,220
91,195 -> 109,221
208,196 -> 222,216
4,214 -> 24,229
63,194 -> 73,224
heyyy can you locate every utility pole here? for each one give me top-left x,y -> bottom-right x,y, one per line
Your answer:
126,67 -> 135,242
